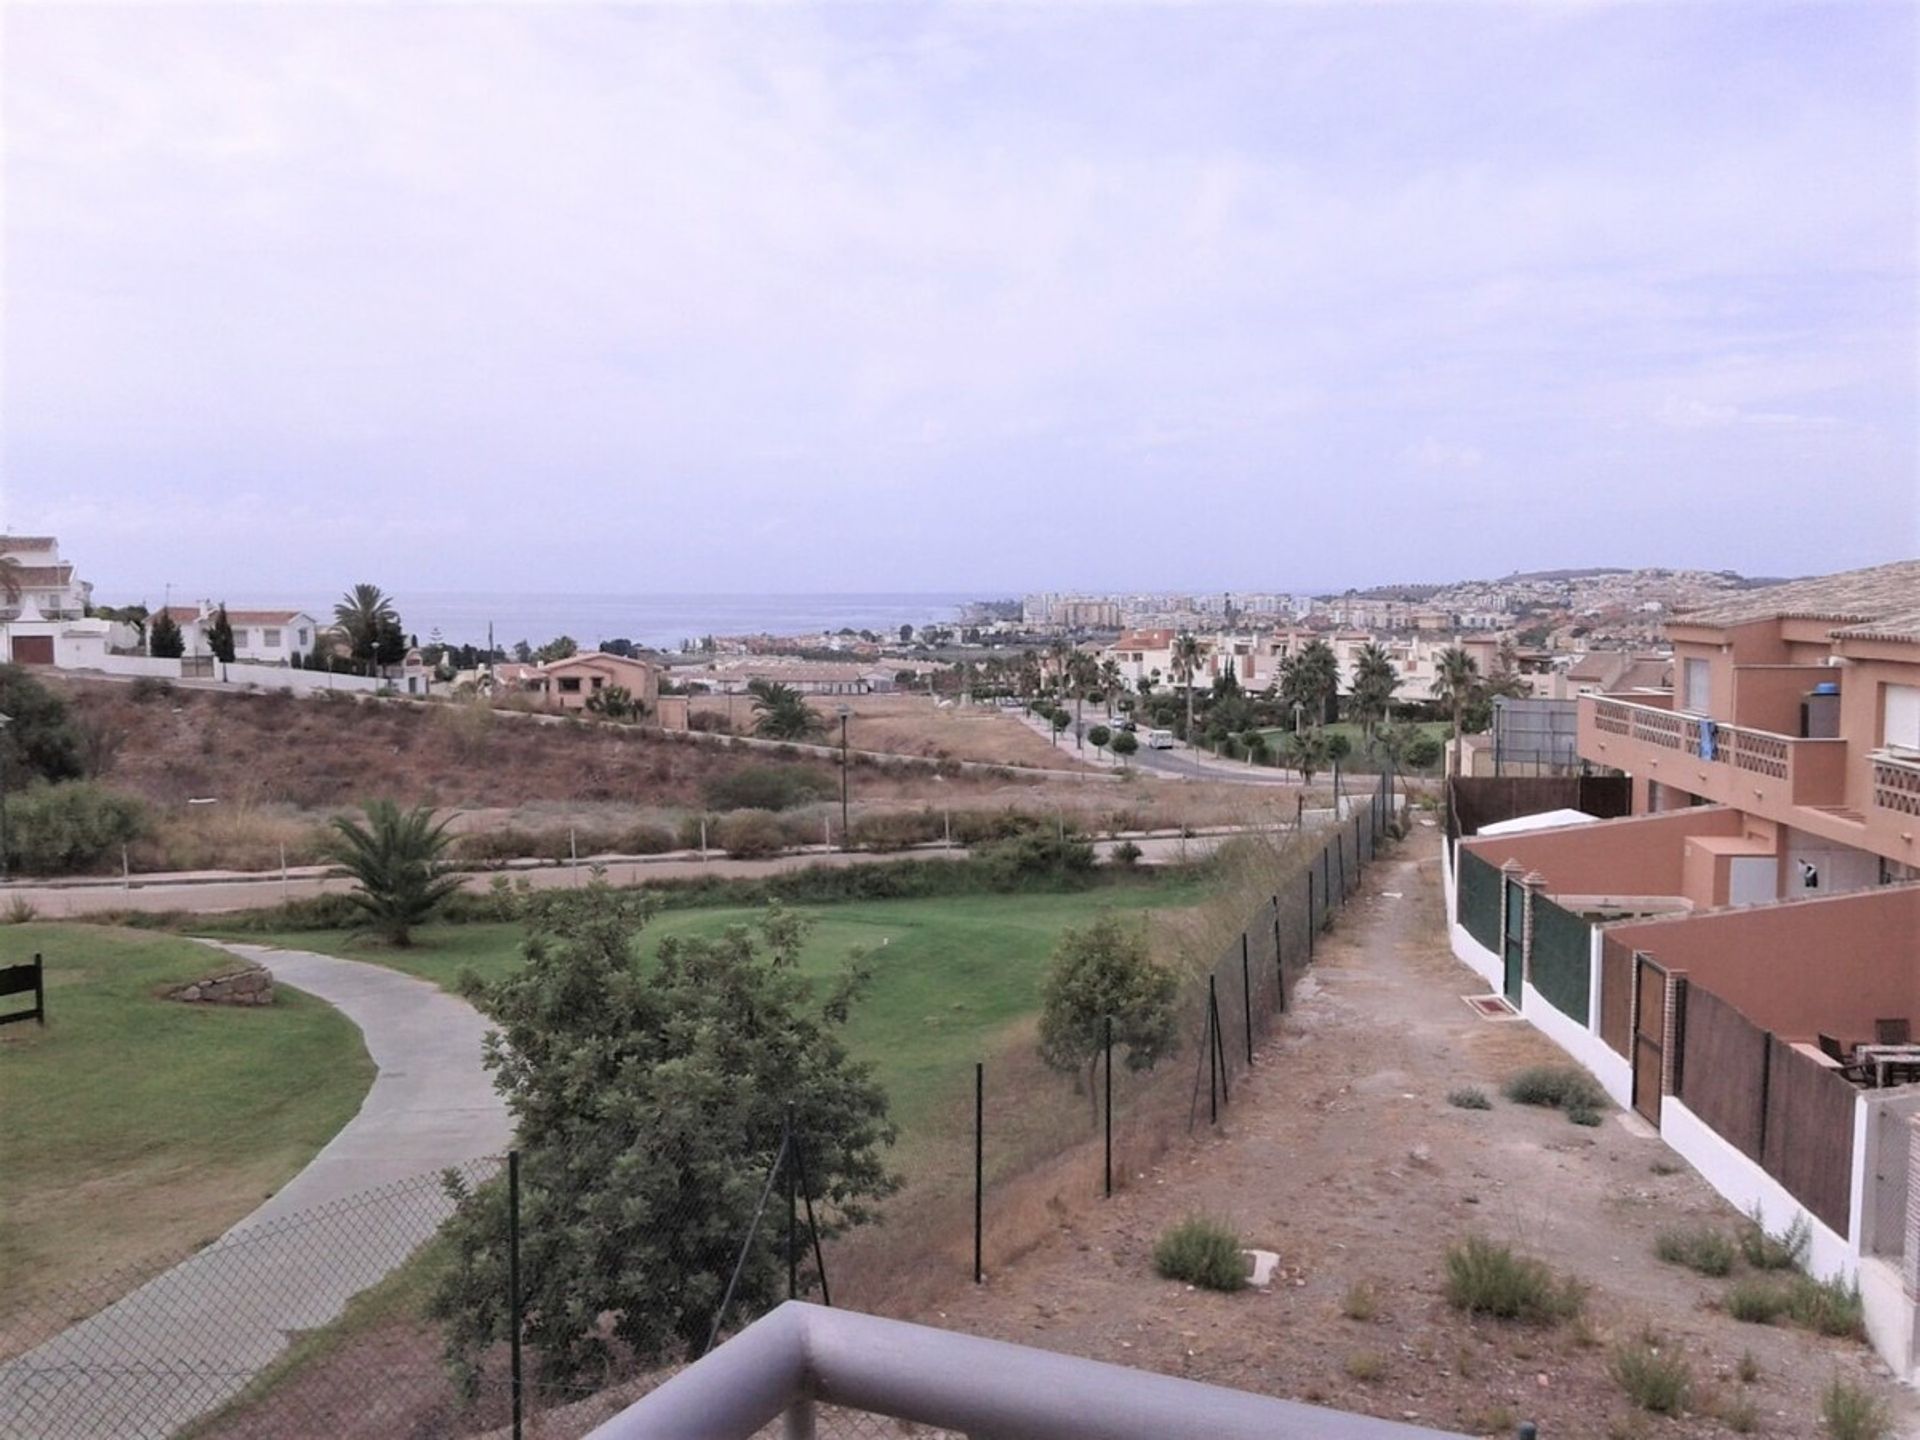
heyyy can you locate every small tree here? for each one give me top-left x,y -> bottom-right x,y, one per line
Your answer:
1326,731 -> 1353,763
1111,730 -> 1139,768
750,680 -> 825,740
1049,710 -> 1070,745
1037,914 -> 1181,1113
586,684 -> 642,721
431,899 -> 896,1393
206,604 -> 237,663
1282,728 -> 1332,786
1242,730 -> 1270,766
1088,723 -> 1112,762
149,611 -> 186,659
327,800 -> 462,945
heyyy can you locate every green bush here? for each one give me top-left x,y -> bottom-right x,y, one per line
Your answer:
1567,1103 -> 1603,1127
1725,1278 -> 1790,1325
1787,1274 -> 1865,1340
701,765 -> 830,813
1403,732 -> 1445,769
1740,1210 -> 1811,1271
714,809 -> 788,859
1447,1086 -> 1492,1110
850,810 -> 944,852
1611,1340 -> 1691,1414
4,781 -> 150,876
1153,1217 -> 1246,1292
1443,1237 -> 1583,1324
1109,839 -> 1143,867
1503,1064 -> 1606,1113
619,823 -> 677,855
1654,1226 -> 1735,1277
1821,1375 -> 1890,1440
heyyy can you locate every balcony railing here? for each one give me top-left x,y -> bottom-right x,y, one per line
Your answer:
1586,696 -> 1841,798
1874,753 -> 1920,817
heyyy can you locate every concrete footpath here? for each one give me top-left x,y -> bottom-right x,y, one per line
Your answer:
0,944 -> 511,1440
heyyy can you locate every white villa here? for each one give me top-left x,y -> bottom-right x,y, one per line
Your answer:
1,536 -> 92,619
156,603 -> 320,664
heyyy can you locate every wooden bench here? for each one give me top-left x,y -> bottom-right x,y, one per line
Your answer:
0,953 -> 45,1027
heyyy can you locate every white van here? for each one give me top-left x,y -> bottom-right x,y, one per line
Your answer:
1144,728 -> 1176,749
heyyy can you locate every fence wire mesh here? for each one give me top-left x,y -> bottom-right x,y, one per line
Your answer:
1,779 -> 1400,1440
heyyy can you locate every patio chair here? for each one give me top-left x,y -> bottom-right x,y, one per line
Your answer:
1875,1017 -> 1912,1047
1818,1033 -> 1870,1084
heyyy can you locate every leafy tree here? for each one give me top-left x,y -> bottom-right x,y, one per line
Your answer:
1111,730 -> 1139,767
1404,730 -> 1445,770
1037,914 -> 1181,1114
535,635 -> 579,663
749,680 -> 825,740
1430,645 -> 1481,778
1350,642 -> 1399,737
206,604 -> 237,663
585,684 -> 643,721
513,639 -> 533,664
148,610 -> 186,659
899,623 -> 914,644
431,899 -> 896,1392
326,800 -> 462,945
1241,730 -> 1270,765
1281,727 -> 1332,786
602,637 -> 635,658
1372,719 -> 1420,770
1326,731 -> 1353,763
0,666 -> 85,781
1087,724 -> 1112,762
334,583 -> 401,673
1170,633 -> 1203,741
1049,709 -> 1070,744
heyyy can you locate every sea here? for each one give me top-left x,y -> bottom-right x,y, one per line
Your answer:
250,592 -> 984,651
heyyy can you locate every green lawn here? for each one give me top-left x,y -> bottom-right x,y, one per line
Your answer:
243,880 -> 1208,1167
0,925 -> 373,1330
1252,719 -> 1449,769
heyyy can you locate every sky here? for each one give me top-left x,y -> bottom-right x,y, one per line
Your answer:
4,2 -> 1916,602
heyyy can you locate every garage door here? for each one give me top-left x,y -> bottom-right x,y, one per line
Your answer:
10,635 -> 53,665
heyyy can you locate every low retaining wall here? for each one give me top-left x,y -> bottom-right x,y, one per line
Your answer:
168,965 -> 273,1006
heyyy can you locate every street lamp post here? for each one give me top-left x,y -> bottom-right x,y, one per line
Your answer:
837,703 -> 852,852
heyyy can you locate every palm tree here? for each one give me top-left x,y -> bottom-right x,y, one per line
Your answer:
335,583 -> 399,672
1067,651 -> 1101,751
1351,642 -> 1399,740
1171,633 -> 1203,741
1099,658 -> 1123,716
0,554 -> 21,613
328,801 -> 463,946
1431,645 -> 1481,778
1281,728 -> 1332,786
748,679 -> 824,740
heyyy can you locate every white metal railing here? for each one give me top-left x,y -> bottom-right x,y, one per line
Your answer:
1873,753 -> 1920,817
585,1302 -> 1479,1440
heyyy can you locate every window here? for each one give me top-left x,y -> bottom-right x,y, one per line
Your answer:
262,628 -> 281,647
297,628 -> 309,645
1682,657 -> 1710,713
591,676 -> 605,690
231,628 -> 250,649
1885,684 -> 1920,754
558,677 -> 582,693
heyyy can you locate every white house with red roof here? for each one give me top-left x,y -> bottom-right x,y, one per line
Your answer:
156,602 -> 321,665
0,536 -> 92,619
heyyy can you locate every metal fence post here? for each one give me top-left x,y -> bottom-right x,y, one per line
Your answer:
1241,933 -> 1254,1065
1306,870 -> 1315,962
785,1105 -> 798,1300
1206,977 -> 1219,1124
1273,900 -> 1287,1012
974,1061 -> 985,1284
1103,1014 -> 1113,1198
509,1149 -> 523,1440
1210,974 -> 1230,1108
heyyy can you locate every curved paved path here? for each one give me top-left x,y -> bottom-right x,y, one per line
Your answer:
0,943 -> 511,1439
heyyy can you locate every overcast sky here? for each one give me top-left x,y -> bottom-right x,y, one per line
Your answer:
5,2 -> 1916,601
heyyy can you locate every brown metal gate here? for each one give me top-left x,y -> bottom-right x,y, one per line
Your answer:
9,635 -> 53,664
1632,952 -> 1667,1125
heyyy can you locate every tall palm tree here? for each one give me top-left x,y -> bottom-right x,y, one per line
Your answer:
1431,645 -> 1481,778
1351,642 -> 1400,740
1171,633 -> 1203,741
1099,658 -> 1123,717
748,679 -> 824,739
334,583 -> 399,671
0,554 -> 21,613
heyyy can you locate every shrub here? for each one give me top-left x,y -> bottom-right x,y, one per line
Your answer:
1787,1274 -> 1865,1340
1503,1064 -> 1606,1113
701,765 -> 830,813
3,781 -> 150,876
714,809 -> 788,860
618,823 -> 677,855
1611,1340 -> 1691,1414
1342,1279 -> 1380,1321
1443,1236 -> 1583,1324
1654,1226 -> 1735,1277
1737,1350 -> 1760,1384
1343,1351 -> 1385,1383
6,896 -> 38,924
1153,1217 -> 1246,1292
1109,839 -> 1143,867
128,675 -> 177,703
1740,1209 -> 1811,1271
1821,1376 -> 1890,1440
1403,732 -> 1444,769
1447,1086 -> 1492,1110
850,810 -> 943,852
1725,1278 -> 1790,1325
975,832 -> 1097,888
1567,1104 -> 1603,1127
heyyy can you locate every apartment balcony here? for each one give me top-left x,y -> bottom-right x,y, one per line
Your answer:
1581,693 -> 1848,813
1874,752 -> 1920,819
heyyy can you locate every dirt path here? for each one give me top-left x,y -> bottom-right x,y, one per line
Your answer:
926,831 -> 1914,1439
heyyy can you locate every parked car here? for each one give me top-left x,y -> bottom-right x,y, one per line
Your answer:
1144,728 -> 1176,749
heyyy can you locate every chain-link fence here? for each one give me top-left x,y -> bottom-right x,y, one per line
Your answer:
2,776 -> 1401,1440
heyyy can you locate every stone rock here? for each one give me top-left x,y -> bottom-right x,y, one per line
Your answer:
167,965 -> 273,1006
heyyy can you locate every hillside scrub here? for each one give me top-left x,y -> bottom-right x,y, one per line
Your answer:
4,781 -> 150,876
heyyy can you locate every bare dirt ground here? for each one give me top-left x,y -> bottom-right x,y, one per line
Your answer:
917,829 -> 1914,1439
688,691 -> 1095,772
